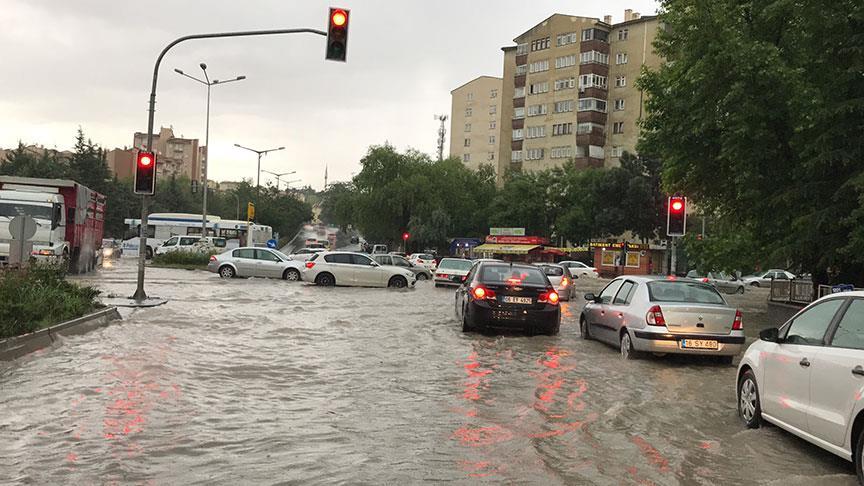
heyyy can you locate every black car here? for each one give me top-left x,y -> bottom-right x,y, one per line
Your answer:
455,262 -> 561,335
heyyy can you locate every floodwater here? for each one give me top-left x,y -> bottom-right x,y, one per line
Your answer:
0,259 -> 856,484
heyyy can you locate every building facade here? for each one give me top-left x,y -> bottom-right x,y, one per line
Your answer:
448,76 -> 503,171
450,10 -> 661,180
132,126 -> 201,180
106,148 -> 135,180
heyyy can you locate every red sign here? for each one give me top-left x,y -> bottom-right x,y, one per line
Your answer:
485,235 -> 549,245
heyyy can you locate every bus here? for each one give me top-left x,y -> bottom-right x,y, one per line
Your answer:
216,220 -> 274,249
121,213 -> 273,258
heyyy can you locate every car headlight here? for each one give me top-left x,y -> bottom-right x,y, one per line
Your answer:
31,249 -> 54,256
103,248 -> 114,256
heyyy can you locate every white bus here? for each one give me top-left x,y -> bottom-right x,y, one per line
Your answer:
122,213 -> 274,258
215,220 -> 273,249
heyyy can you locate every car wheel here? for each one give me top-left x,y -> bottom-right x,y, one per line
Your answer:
579,316 -> 591,340
145,246 -> 154,260
315,273 -> 335,286
283,268 -> 301,281
219,265 -> 235,279
388,276 -> 408,288
435,283 -> 442,288
737,286 -> 745,294
461,306 -> 473,333
620,331 -> 640,360
856,424 -> 864,484
738,369 -> 762,428
750,282 -> 760,287
416,273 -> 428,281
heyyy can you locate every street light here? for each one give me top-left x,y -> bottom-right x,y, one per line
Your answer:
261,169 -> 296,190
174,63 -> 245,238
234,144 -> 285,219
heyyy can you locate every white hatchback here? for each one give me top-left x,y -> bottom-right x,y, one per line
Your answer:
737,291 -> 864,480
434,258 -> 474,287
559,260 -> 600,278
302,251 -> 416,288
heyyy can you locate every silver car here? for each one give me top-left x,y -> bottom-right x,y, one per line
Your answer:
580,276 -> 744,362
685,270 -> 746,294
536,263 -> 575,301
373,254 -> 433,280
208,247 -> 305,280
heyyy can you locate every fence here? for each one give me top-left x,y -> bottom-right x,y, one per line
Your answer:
769,278 -> 814,305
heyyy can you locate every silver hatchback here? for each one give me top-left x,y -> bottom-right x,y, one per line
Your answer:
580,276 -> 745,362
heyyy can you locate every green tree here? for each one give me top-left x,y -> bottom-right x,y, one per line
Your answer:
0,143 -> 67,179
67,128 -> 111,194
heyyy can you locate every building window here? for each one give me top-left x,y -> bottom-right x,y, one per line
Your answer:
516,43 -> 529,55
514,86 -> 526,98
555,55 -> 577,69
464,138 -> 471,147
614,99 -> 625,111
611,146 -> 623,157
489,105 -> 497,115
526,125 -> 546,139
512,129 -> 524,141
577,98 -> 607,112
511,150 -> 523,161
488,152 -> 495,161
581,28 -> 609,42
580,51 -> 610,65
516,64 -> 528,76
579,74 -> 608,89
555,77 -> 576,90
466,107 -> 472,117
531,37 -> 550,51
554,100 -> 574,113
551,146 -> 574,159
616,52 -> 629,64
489,135 -> 496,144
618,29 -> 629,41
490,89 -> 498,98
467,93 -> 474,101
527,104 -> 548,116
525,148 -> 545,160
577,122 -> 605,134
613,122 -> 624,134
529,60 -> 549,73
556,32 -> 578,47
552,123 -> 573,136
513,107 -> 525,119
615,75 -> 626,88
465,123 -> 472,132
463,153 -> 471,162
528,82 -> 549,95
489,121 -> 497,130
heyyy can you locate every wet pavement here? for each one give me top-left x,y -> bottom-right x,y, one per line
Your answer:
0,259 -> 857,484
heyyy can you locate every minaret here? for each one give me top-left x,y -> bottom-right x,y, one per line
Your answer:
324,163 -> 328,190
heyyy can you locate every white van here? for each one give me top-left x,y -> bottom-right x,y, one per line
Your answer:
372,244 -> 388,255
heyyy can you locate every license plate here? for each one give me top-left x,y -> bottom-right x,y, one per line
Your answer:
451,275 -> 463,282
680,339 -> 719,350
502,296 -> 532,305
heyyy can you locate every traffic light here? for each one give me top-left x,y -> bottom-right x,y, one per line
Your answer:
402,232 -> 410,241
247,202 -> 255,222
326,7 -> 350,62
134,151 -> 156,195
667,195 -> 687,236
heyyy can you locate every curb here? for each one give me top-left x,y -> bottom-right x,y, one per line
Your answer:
0,307 -> 121,362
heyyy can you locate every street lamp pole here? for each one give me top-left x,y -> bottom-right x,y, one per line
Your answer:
174,64 -> 245,239
261,169 -> 296,190
233,144 -> 285,220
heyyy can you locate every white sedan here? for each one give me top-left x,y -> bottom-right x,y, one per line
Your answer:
559,260 -> 599,278
737,291 -> 864,478
302,251 -> 416,288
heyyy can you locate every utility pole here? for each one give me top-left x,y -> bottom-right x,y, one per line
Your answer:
234,144 -> 285,221
434,114 -> 448,161
670,237 -> 677,276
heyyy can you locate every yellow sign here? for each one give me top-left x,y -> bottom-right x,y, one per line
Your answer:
247,202 -> 255,221
474,243 -> 539,255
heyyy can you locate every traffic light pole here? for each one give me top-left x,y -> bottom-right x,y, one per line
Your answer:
132,27 -> 327,302
670,237 -> 677,276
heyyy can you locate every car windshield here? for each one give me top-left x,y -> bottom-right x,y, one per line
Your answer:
438,259 -> 472,271
540,266 -> 564,277
271,250 -> 290,261
647,281 -> 726,304
415,254 -> 434,260
480,265 -> 548,286
0,202 -> 53,221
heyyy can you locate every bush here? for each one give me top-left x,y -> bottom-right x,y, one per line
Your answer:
152,251 -> 212,266
0,265 -> 101,339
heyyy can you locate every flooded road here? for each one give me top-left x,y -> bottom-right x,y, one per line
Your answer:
0,260 -> 856,484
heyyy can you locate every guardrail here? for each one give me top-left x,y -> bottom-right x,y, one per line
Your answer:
769,278 -> 814,305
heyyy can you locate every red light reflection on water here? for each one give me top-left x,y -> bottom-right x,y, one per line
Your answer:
630,435 -> 671,473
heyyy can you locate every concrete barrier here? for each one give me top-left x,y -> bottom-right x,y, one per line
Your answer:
0,307 -> 121,361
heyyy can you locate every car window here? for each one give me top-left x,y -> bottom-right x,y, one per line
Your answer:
256,250 -> 281,262
479,265 -> 548,286
351,254 -> 375,266
598,280 -> 624,304
373,255 -> 390,265
831,299 -> 864,350
613,281 -> 636,305
179,237 -> 197,246
234,248 -> 255,259
439,259 -> 473,271
164,237 -> 178,246
647,281 -> 725,304
325,253 -> 353,264
785,298 -> 845,345
541,266 -> 564,277
774,272 -> 789,280
393,257 -> 410,267
213,238 -> 227,248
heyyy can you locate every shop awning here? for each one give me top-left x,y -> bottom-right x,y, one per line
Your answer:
474,243 -> 540,255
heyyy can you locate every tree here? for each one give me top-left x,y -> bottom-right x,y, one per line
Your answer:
67,128 -> 111,194
0,143 -> 67,179
319,182 -> 357,230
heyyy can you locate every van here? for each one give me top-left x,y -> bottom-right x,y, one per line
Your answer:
372,244 -> 388,255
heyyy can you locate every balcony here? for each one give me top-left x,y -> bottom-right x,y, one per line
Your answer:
572,157 -> 605,169
511,118 -> 525,130
515,74 -> 526,88
579,63 -> 609,77
580,39 -> 610,54
511,140 -> 524,151
579,87 -> 607,99
516,54 -> 528,65
576,130 -> 606,147
578,111 -> 607,124
513,97 -> 525,108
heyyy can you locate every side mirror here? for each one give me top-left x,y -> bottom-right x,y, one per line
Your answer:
584,293 -> 597,303
759,327 -> 780,343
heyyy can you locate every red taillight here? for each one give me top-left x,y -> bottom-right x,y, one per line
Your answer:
666,275 -> 677,281
548,291 -> 559,305
646,305 -> 666,326
472,286 -> 496,300
209,255 -> 216,262
437,273 -> 449,279
305,261 -> 315,269
538,290 -> 560,305
733,310 -> 743,330
560,277 -> 569,288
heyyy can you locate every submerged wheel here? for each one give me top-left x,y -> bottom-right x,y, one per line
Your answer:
620,331 -> 640,360
738,369 -> 762,428
315,273 -> 335,286
580,317 -> 591,340
283,268 -> 301,281
388,276 -> 408,288
416,273 -> 428,281
219,265 -> 235,279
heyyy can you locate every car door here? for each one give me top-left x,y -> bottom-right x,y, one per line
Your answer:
255,249 -> 284,278
232,248 -> 257,276
374,255 -> 392,266
587,279 -> 624,345
161,236 -> 179,253
179,237 -> 198,252
608,280 -> 637,337
762,298 -> 845,432
809,297 -> 864,446
352,254 -> 383,286
391,256 -> 416,276
324,253 -> 355,284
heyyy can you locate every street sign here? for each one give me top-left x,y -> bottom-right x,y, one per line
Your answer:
10,215 -> 37,241
832,284 -> 855,293
489,227 -> 526,236
266,239 -> 277,249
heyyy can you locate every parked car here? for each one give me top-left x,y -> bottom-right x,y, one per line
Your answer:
559,260 -> 599,278
302,251 -> 416,288
435,258 -> 474,287
736,292 -> 864,479
373,253 -> 432,280
741,269 -> 796,287
155,235 -> 201,255
409,253 -> 438,272
208,247 -> 305,280
455,261 -> 560,335
685,270 -> 746,294
580,276 -> 744,362
371,244 -> 388,255
290,247 -> 326,261
535,263 -> 575,301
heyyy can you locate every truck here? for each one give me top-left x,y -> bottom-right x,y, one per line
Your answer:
0,176 -> 106,273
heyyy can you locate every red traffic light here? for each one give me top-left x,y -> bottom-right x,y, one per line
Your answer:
331,9 -> 347,27
326,7 -> 350,62
671,200 -> 683,212
138,154 -> 153,167
135,151 -> 157,195
402,232 -> 410,241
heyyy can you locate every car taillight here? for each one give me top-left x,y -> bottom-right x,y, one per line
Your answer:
548,291 -> 559,305
209,255 -> 217,262
437,273 -> 449,279
701,277 -> 710,283
646,305 -> 666,326
461,275 -> 468,281
560,277 -> 569,288
305,261 -> 315,269
538,290 -> 560,305
733,310 -> 743,330
472,286 -> 496,300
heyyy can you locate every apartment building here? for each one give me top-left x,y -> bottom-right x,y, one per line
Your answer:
106,148 -> 135,179
450,10 -> 661,180
132,126 -> 201,180
449,76 -> 503,171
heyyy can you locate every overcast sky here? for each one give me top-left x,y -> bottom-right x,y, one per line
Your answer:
0,0 -> 659,190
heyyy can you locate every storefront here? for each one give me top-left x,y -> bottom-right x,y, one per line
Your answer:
475,235 -> 549,261
591,242 -> 666,277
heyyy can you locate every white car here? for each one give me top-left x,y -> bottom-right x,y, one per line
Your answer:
155,235 -> 200,255
302,251 -> 416,288
290,247 -> 326,261
434,258 -> 474,287
409,253 -> 438,272
559,260 -> 600,278
741,269 -> 796,287
737,291 -> 864,478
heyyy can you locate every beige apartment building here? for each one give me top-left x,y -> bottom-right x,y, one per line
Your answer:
132,126 -> 201,180
448,76 -> 503,170
452,10 -> 661,180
